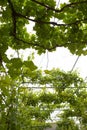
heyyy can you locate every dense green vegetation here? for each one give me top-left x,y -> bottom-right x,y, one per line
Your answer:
1,68 -> 87,130
1,0 -> 87,129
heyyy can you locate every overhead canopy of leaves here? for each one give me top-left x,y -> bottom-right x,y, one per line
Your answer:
0,0 -> 87,76
1,0 -> 87,58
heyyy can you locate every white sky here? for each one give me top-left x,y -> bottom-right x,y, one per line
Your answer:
7,47 -> 87,79
33,47 -> 87,78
